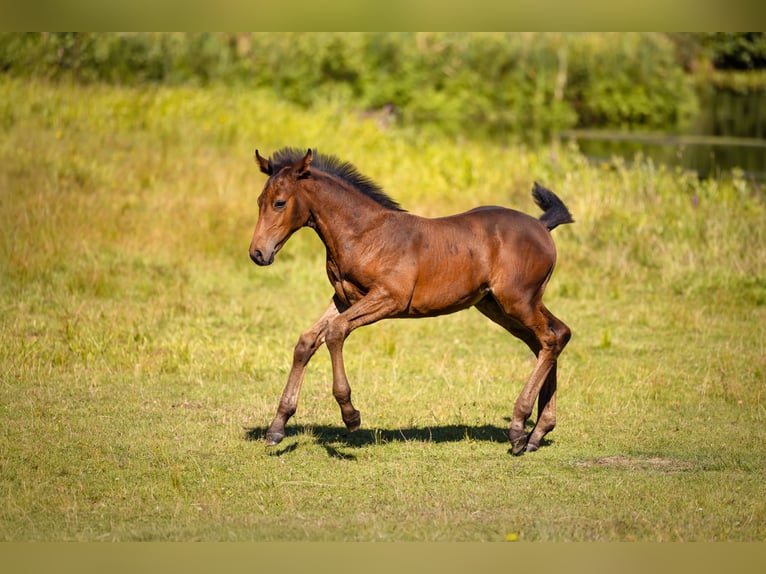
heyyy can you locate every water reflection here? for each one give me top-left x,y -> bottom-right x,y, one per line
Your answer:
561,87 -> 766,180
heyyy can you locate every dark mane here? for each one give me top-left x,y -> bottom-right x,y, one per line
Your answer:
270,147 -> 405,212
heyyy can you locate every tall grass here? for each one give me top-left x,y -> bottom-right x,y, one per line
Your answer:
1,78 -> 765,541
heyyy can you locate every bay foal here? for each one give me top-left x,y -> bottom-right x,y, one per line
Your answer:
249,148 -> 573,454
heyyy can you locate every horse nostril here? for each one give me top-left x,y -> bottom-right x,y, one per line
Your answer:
250,249 -> 263,264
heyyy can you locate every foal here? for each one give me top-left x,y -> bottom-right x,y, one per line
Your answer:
249,148 -> 573,454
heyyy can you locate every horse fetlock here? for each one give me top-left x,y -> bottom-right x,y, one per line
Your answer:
293,338 -> 316,364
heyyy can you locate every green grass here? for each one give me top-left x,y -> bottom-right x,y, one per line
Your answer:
1,78 -> 765,541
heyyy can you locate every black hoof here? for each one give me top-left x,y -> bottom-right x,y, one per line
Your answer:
509,429 -> 529,456
344,411 -> 361,433
510,442 -> 527,456
265,431 -> 284,446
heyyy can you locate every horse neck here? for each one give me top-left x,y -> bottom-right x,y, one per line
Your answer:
302,174 -> 393,254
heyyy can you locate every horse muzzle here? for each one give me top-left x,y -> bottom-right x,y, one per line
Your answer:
249,248 -> 275,266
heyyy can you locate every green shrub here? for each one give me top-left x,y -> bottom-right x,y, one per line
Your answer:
567,33 -> 698,130
0,32 -> 699,140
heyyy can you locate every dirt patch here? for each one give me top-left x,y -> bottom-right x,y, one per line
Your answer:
575,456 -> 695,472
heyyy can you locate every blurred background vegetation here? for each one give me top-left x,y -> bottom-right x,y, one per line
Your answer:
1,33 -> 765,542
1,32 -> 764,145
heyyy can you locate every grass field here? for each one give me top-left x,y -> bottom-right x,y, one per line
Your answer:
1,78 -> 765,541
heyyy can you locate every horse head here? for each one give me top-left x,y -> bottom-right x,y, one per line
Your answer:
249,148 -> 313,266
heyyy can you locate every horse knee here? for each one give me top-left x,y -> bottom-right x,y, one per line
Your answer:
324,321 -> 348,350
293,332 -> 319,365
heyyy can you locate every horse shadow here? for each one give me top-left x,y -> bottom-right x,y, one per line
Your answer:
243,419 -> 550,460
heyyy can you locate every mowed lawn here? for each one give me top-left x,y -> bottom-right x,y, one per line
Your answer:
1,78 -> 765,541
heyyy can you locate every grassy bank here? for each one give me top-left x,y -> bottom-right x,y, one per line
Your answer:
1,78 -> 765,541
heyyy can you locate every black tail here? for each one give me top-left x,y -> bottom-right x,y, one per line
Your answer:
532,182 -> 574,231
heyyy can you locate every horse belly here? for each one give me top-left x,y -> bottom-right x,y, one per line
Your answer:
406,258 -> 489,317
407,290 -> 487,317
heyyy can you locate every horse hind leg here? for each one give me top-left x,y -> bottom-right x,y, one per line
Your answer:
476,297 -> 570,454
512,304 -> 570,454
526,362 -> 557,452
475,297 -> 541,452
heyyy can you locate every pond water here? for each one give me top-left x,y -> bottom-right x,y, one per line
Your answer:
561,87 -> 766,181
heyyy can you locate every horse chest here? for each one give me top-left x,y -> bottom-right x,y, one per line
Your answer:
326,259 -> 366,306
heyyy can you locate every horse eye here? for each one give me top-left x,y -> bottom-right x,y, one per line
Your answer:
273,199 -> 287,209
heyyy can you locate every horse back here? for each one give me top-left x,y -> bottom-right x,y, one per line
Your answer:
387,207 -> 555,315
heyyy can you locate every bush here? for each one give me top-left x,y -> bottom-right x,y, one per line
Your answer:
703,32 -> 766,71
566,33 -> 698,130
0,32 -> 699,140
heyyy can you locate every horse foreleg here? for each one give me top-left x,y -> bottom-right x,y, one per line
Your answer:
329,349 -> 362,433
324,292 -> 400,433
265,298 -> 344,446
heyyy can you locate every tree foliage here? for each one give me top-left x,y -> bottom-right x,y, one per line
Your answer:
703,32 -> 766,71
2,32 -> 744,141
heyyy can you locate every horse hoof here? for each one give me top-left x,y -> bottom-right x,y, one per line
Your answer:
265,431 -> 284,446
344,411 -> 361,433
525,442 -> 539,453
510,441 -> 527,456
509,428 -> 528,455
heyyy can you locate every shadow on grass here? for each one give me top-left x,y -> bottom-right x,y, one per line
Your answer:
243,421 -> 549,460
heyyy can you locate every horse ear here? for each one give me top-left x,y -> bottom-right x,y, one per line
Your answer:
292,148 -> 313,176
254,149 -> 272,175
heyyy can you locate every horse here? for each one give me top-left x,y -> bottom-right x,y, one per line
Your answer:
249,147 -> 573,455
